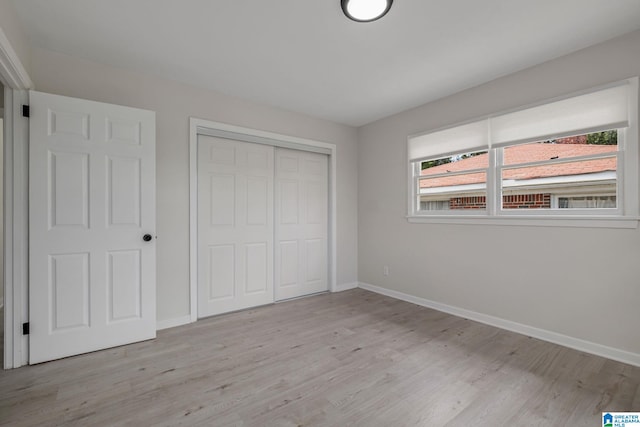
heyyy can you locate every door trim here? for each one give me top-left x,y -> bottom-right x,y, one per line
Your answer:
189,117 -> 337,322
3,89 -> 29,369
1,22 -> 34,369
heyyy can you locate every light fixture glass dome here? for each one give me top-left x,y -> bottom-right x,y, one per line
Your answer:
341,0 -> 393,22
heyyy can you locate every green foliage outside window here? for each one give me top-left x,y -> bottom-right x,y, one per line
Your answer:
421,152 -> 485,170
586,130 -> 617,145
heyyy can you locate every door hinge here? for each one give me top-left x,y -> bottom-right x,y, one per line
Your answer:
22,322 -> 30,335
22,105 -> 30,118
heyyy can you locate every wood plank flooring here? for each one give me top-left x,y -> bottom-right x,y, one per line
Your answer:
1,289 -> 639,426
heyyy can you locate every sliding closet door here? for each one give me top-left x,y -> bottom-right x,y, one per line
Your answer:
275,148 -> 328,301
197,135 -> 274,317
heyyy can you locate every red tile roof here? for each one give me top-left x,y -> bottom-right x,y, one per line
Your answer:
420,143 -> 616,188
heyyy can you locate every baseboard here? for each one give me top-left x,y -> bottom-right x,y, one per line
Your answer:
157,315 -> 192,331
333,282 -> 359,292
358,282 -> 640,367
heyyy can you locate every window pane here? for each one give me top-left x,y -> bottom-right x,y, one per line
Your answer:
419,172 -> 487,211
420,171 -> 486,189
418,150 -> 488,212
504,131 -> 617,166
558,195 -> 616,209
419,194 -> 487,211
420,150 -> 488,171
502,157 -> 617,210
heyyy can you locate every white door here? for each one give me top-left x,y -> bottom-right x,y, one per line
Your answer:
29,91 -> 156,364
197,135 -> 274,317
275,148 -> 328,301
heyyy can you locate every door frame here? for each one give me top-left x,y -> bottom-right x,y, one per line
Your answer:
1,24 -> 34,369
189,117 -> 337,322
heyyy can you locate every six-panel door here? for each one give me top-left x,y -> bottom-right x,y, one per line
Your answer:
197,135 -> 275,317
29,91 -> 156,364
275,148 -> 329,301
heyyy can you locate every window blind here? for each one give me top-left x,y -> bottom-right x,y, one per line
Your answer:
409,83 -> 630,162
490,84 -> 630,147
408,120 -> 488,162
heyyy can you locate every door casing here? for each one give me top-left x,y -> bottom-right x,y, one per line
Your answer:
189,117 -> 337,322
1,20 -> 35,368
3,88 -> 30,369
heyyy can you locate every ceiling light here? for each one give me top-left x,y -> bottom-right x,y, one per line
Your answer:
341,0 -> 393,22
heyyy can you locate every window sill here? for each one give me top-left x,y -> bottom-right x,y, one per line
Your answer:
406,215 -> 639,229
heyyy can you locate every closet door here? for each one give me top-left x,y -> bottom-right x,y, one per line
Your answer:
275,148 -> 328,301
197,135 -> 274,317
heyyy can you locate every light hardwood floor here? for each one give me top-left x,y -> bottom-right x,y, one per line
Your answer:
1,289 -> 639,426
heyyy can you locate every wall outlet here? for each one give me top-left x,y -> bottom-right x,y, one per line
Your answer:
383,265 -> 389,276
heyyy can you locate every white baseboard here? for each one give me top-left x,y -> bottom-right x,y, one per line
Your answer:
358,282 -> 640,367
333,282 -> 359,292
157,315 -> 192,331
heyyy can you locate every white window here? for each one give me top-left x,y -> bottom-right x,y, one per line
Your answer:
408,78 -> 639,227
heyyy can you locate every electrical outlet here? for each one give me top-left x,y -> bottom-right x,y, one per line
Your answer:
383,265 -> 389,276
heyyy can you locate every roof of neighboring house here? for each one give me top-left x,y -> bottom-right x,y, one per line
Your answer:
420,143 -> 617,189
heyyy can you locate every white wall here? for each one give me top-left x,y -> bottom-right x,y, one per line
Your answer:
358,30 -> 640,357
29,47 -> 359,323
0,0 -> 31,78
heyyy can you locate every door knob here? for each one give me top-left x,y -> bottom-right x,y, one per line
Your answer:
143,234 -> 153,242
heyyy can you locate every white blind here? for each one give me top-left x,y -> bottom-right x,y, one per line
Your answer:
408,120 -> 488,161
490,84 -> 630,147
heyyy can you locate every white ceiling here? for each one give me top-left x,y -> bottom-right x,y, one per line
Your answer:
11,0 -> 640,127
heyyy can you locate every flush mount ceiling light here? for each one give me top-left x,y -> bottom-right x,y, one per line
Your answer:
341,0 -> 393,22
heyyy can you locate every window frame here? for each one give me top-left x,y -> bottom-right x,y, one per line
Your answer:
407,78 -> 639,229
